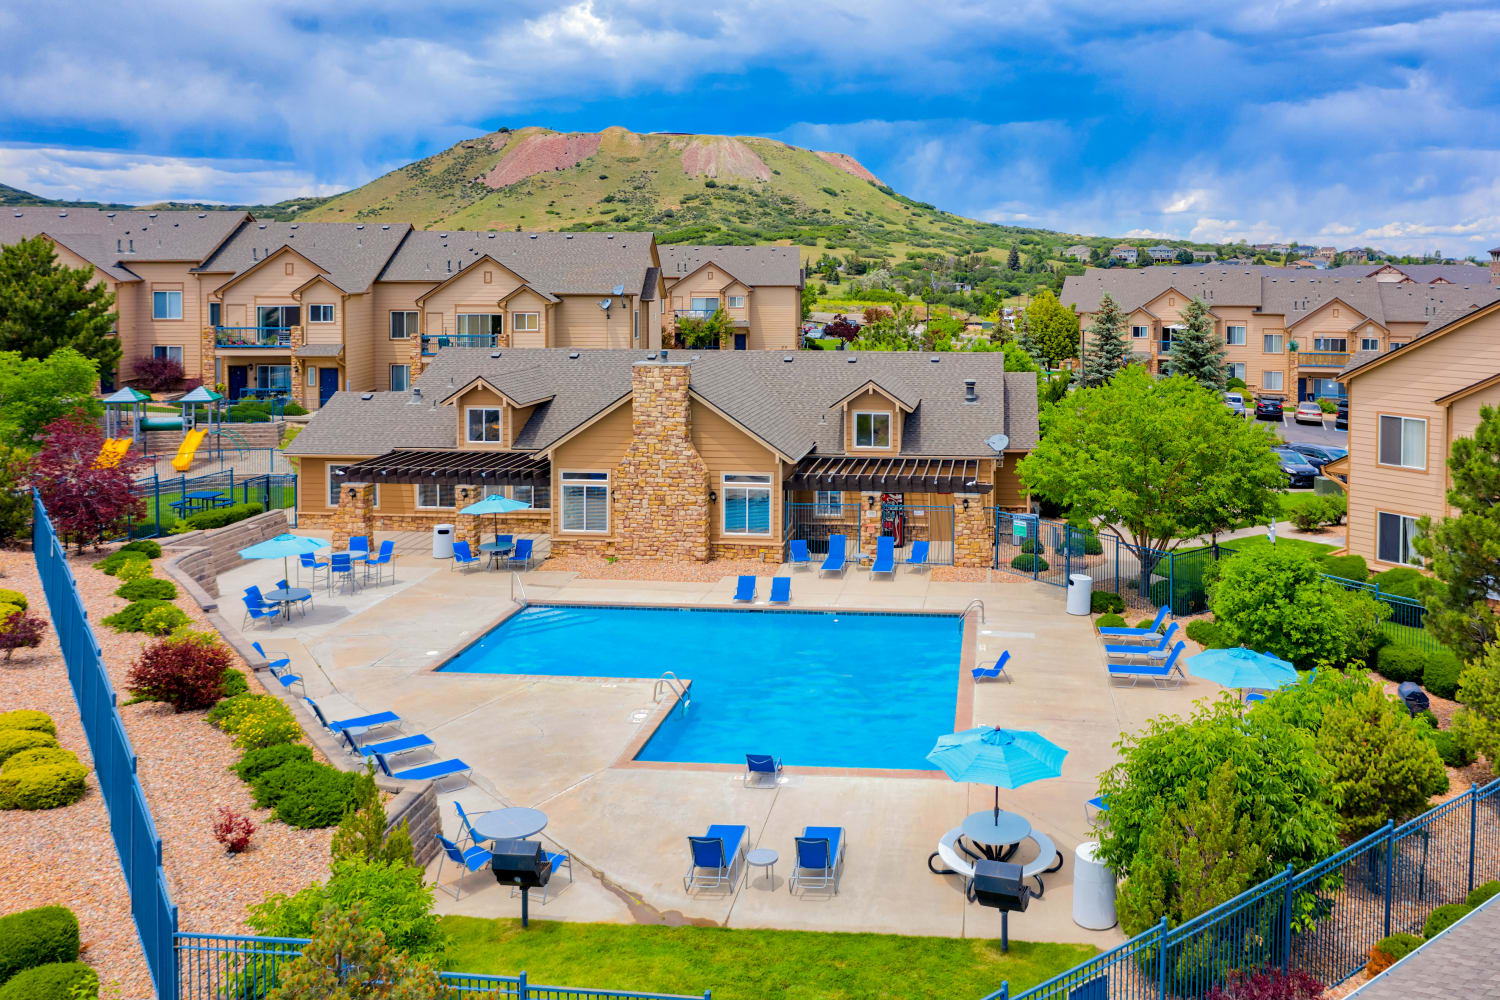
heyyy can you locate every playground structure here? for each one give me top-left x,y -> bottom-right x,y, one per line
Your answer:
101,385 -> 265,474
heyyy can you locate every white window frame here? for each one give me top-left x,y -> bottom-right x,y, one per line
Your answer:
560,471 -> 609,533
416,483 -> 456,509
1263,334 -> 1284,353
152,345 -> 183,364
1378,414 -> 1427,470
389,311 -> 418,340
466,406 -> 503,443
306,365 -> 317,387
389,364 -> 409,392
1130,325 -> 1148,340
327,466 -> 377,508
721,473 -> 773,537
853,410 -> 892,449
513,312 -> 540,332
1227,362 -> 1246,381
308,304 -> 335,323
1361,337 -> 1380,352
1225,325 -> 1246,346
727,295 -> 746,309
814,490 -> 842,517
1262,370 -> 1284,391
1377,511 -> 1421,566
152,290 -> 183,320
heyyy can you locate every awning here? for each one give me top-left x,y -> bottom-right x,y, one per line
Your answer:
294,343 -> 344,359
787,456 -> 992,493
335,449 -> 550,488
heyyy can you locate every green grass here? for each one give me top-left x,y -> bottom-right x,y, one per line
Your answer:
128,485 -> 296,535
1218,535 -> 1339,561
438,916 -> 1095,1000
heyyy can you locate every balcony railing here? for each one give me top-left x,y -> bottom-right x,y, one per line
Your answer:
1157,340 -> 1174,353
421,333 -> 499,356
674,309 -> 718,321
215,326 -> 293,348
1297,351 -> 1349,367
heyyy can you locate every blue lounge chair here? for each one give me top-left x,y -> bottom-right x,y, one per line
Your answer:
452,540 -> 480,573
1085,795 -> 1109,822
298,551 -> 329,587
870,535 -> 895,577
972,650 -> 1011,682
328,552 -> 359,595
303,696 -> 401,736
769,577 -> 791,605
240,592 -> 280,629
341,729 -> 434,760
1244,692 -> 1267,705
276,578 -> 313,616
505,538 -> 534,571
365,540 -> 395,585
789,826 -> 845,894
1097,605 -> 1168,640
373,750 -> 472,786
820,534 -> 848,576
434,833 -> 493,899
744,754 -> 783,788
1104,621 -> 1179,660
788,539 -> 811,569
732,575 -> 756,602
1107,641 -> 1187,689
904,540 -> 930,571
526,849 -> 573,903
250,641 -> 302,693
683,824 -> 747,891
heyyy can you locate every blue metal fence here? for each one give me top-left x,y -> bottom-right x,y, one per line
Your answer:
33,493 -> 179,1000
1322,573 -> 1440,655
118,470 -> 297,540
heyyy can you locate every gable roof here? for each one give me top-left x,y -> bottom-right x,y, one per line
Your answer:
195,220 -> 411,294
0,208 -> 249,273
1343,298 -> 1500,381
411,254 -> 529,305
660,245 -> 802,287
210,245 -> 330,296
378,230 -> 656,296
1435,372 -> 1500,406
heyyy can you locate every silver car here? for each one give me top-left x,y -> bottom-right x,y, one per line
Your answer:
1224,391 -> 1246,416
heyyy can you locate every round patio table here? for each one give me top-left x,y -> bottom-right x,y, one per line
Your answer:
478,540 -> 513,570
261,586 -> 311,622
961,810 -> 1032,861
470,807 -> 548,842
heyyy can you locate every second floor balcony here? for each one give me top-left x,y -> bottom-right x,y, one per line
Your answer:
421,333 -> 499,356
215,326 -> 293,348
1297,351 -> 1349,368
674,308 -> 718,321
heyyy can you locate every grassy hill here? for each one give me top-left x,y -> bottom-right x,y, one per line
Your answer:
0,181 -> 329,220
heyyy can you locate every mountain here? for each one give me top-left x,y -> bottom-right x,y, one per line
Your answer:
0,181 -> 329,220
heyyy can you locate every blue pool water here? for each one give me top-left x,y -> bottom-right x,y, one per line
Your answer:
439,604 -> 963,770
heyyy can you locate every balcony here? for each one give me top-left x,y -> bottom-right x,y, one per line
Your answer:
421,333 -> 499,356
1157,340 -> 1174,354
216,326 -> 293,348
674,309 -> 718,321
1297,351 -> 1349,368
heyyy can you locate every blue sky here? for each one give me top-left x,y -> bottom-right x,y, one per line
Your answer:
3,1 -> 1499,255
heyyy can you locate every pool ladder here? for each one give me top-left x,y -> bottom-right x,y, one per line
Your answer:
654,671 -> 691,714
963,599 -> 986,624
511,572 -> 528,607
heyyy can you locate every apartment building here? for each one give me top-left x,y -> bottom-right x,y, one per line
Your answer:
1064,245 -> 1091,262
1111,245 -> 1138,264
658,245 -> 804,350
1063,265 -> 1500,401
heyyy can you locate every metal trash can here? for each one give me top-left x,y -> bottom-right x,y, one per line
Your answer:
432,524 -> 454,560
1066,574 -> 1093,616
1072,841 -> 1117,930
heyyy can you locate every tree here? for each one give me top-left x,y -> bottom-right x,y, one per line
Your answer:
800,284 -> 816,321
0,236 -> 120,376
1080,292 -> 1129,388
1455,642 -> 1500,764
1175,249 -> 1194,265
1315,684 -> 1447,838
1006,247 -> 1020,271
823,314 -> 860,343
1011,308 -> 1044,367
999,341 -> 1039,375
1024,290 -> 1080,369
0,348 -> 103,450
1413,404 -> 1500,660
1169,297 -> 1226,391
331,766 -> 415,868
29,410 -> 148,550
0,446 -> 31,543
674,307 -> 733,349
1018,368 -> 1285,565
249,857 -> 446,960
266,903 -> 445,1000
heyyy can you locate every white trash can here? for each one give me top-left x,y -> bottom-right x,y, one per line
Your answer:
432,524 -> 454,560
1072,840 -> 1117,930
1066,573 -> 1093,616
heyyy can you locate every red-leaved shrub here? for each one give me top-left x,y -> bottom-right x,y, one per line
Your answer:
132,355 -> 186,391
1204,969 -> 1323,1000
30,410 -> 148,551
213,807 -> 255,853
0,611 -> 47,661
127,630 -> 235,711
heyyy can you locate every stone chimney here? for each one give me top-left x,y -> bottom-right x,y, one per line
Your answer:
1489,246 -> 1500,286
611,359 -> 710,561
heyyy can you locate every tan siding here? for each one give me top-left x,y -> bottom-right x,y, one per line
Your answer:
296,455 -> 403,514
553,295 -> 630,349
301,279 -> 344,346
993,453 -> 1027,509
843,389 -> 901,453
691,400 -> 782,545
372,283 -> 425,388
506,288 -> 549,347
550,400 -> 633,539
130,261 -> 208,376
419,263 -> 522,337
342,291 -> 374,391
452,385 -> 510,450
747,285 -> 800,350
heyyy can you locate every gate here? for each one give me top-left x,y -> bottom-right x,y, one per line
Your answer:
880,498 -> 955,566
992,511 -> 1136,600
784,501 -> 862,561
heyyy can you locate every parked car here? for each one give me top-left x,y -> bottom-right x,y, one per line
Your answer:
1224,391 -> 1246,416
1285,442 -> 1348,470
1255,395 -> 1286,420
1335,398 -> 1348,430
1273,447 -> 1319,489
1294,401 -> 1326,425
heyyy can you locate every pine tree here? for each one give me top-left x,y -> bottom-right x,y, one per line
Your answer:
330,765 -> 416,868
1012,309 -> 1044,367
1081,292 -> 1130,387
1167,297 -> 1227,391
267,903 -> 443,1000
0,236 -> 120,376
1006,247 -> 1020,271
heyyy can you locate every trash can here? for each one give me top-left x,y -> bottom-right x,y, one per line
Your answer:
1072,841 -> 1117,930
1397,681 -> 1430,718
1066,573 -> 1093,616
432,524 -> 454,560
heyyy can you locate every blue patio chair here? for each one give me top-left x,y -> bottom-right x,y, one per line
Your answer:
451,540 -> 480,573
341,729 -> 434,761
732,575 -> 756,602
328,552 -> 360,595
505,538 -> 534,571
789,826 -> 845,894
1244,691 -> 1267,705
275,578 -> 313,616
1104,621 -> 1179,661
298,551 -> 329,587
525,849 -> 573,903
349,535 -> 371,561
905,540 -> 931,571
1085,795 -> 1109,823
769,577 -> 791,605
972,650 -> 1011,682
373,750 -> 472,786
434,833 -> 493,900
1107,641 -> 1187,689
870,536 -> 896,577
819,534 -> 848,576
1097,605 -> 1169,640
365,540 -> 395,585
250,641 -> 302,694
493,533 -> 514,553
788,539 -> 811,569
453,800 -> 491,846
241,587 -> 280,629
303,696 -> 401,736
683,824 -> 747,891
744,754 -> 783,788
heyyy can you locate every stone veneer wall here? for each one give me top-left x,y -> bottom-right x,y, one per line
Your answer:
610,362 -> 711,561
331,482 -> 377,550
953,495 -> 991,568
709,541 -> 784,562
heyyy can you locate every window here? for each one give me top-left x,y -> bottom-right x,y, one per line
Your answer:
722,474 -> 772,535
152,345 -> 183,364
327,466 -> 377,508
208,302 -> 221,327
1312,337 -> 1347,352
416,483 -> 456,509
389,365 -> 409,392
389,311 -> 418,339
853,411 -> 891,448
1378,415 -> 1426,469
257,305 -> 299,329
513,312 -> 539,332
560,472 -> 608,532
1361,337 -> 1380,352
1389,342 -> 1407,352
690,297 -> 718,313
1130,325 -> 1148,340
511,484 -> 550,509
308,304 -> 335,323
1262,370 -> 1283,391
466,407 -> 503,443
1377,512 -> 1420,565
152,290 -> 183,320
456,314 -> 503,340
1226,362 -> 1246,381
306,366 -> 316,387
727,295 -> 746,309
1263,334 -> 1284,353
1225,325 -> 1246,346
814,490 -> 842,516
257,365 -> 290,390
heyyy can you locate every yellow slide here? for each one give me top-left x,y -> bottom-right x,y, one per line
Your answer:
95,437 -> 132,468
172,429 -> 207,472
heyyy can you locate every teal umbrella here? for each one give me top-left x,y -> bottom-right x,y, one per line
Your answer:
1188,646 -> 1298,692
460,493 -> 531,543
238,533 -> 330,585
927,726 -> 1068,821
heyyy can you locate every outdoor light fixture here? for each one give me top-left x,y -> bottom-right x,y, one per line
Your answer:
708,490 -> 717,502
867,496 -> 876,509
962,498 -> 970,511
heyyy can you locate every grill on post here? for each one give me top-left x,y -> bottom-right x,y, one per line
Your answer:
491,838 -> 552,927
970,860 -> 1032,952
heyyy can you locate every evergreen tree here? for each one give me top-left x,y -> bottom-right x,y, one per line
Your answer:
0,236 -> 120,376
267,903 -> 443,1000
1006,247 -> 1021,270
1081,292 -> 1130,387
330,766 -> 416,868
1012,309 -> 1044,368
1168,297 -> 1227,391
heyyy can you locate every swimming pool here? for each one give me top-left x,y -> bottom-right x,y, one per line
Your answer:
439,604 -> 964,770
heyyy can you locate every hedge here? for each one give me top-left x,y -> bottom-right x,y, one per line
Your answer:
0,747 -> 88,810
221,668 -> 248,699
1091,591 -> 1125,614
1423,903 -> 1473,939
1095,613 -> 1127,630
232,743 -> 313,783
0,729 -> 57,766
0,710 -> 54,736
1318,554 -> 1369,582
1372,566 -> 1424,599
0,962 -> 97,1000
94,551 -> 150,577
1375,645 -> 1428,684
118,539 -> 162,559
1366,932 -> 1423,975
1147,577 -> 1209,615
1185,619 -> 1229,649
1010,554 -> 1049,572
114,578 -> 177,601
101,599 -> 189,635
250,759 -> 358,829
1054,532 -> 1104,556
0,589 -> 26,612
1019,536 -> 1044,555
1422,648 -> 1464,700
182,502 -> 263,531
0,906 -> 79,985
1428,729 -> 1476,769
1467,880 -> 1500,908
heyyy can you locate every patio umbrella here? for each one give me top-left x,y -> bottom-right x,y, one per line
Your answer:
1188,646 -> 1299,693
237,533 -> 331,586
459,493 -> 531,543
926,726 -> 1068,821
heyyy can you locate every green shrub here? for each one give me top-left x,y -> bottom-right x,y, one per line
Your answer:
1367,932 -> 1423,974
141,604 -> 190,636
233,743 -> 313,783
101,599 -> 173,633
0,961 -> 96,1000
1466,880 -> 1500,908
114,578 -> 177,601
1375,645 -> 1426,684
1428,728 -> 1476,768
113,559 -> 153,584
1318,554 -> 1369,582
1373,567 -> 1424,598
221,667 -> 248,698
1019,536 -> 1044,554
118,539 -> 162,559
1423,903 -> 1473,938
0,729 -> 57,766
1147,577 -> 1208,615
1010,553 -> 1049,571
0,746 -> 88,810
1185,619 -> 1229,648
183,502 -> 263,531
0,906 -> 79,985
95,551 -> 150,577
251,760 -> 357,828
211,693 -> 302,750
1056,532 -> 1104,556
1095,613 -> 1127,629
248,857 -> 444,960
0,589 -> 27,612
1415,709 -> 1439,729
0,710 -> 54,736
1091,591 -> 1125,614
1423,648 -> 1465,699
1134,618 -> 1155,629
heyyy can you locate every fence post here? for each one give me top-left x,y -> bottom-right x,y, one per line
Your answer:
1282,862 -> 1295,973
1383,820 -> 1395,937
518,970 -> 527,1000
1470,782 -> 1479,895
1155,915 -> 1169,998
1064,524 -> 1073,581
154,474 -> 162,538
1168,552 -> 1176,615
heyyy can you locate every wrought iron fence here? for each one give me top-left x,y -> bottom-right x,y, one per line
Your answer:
883,500 -> 955,566
116,470 -> 297,540
1322,574 -> 1440,655
783,501 -> 863,562
33,493 -> 179,1000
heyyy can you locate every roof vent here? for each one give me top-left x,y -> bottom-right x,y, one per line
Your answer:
198,212 -> 206,218
529,234 -> 538,239
488,232 -> 495,239
409,387 -> 422,404
783,354 -> 794,362
440,233 -> 448,239
360,392 -> 374,400
565,234 -> 573,239
382,224 -> 390,229
148,212 -> 157,218
569,351 -> 580,359
355,224 -> 364,230
607,234 -> 615,239
847,355 -> 857,363
930,355 -> 941,362
58,210 -> 67,217
490,351 -> 501,359
258,223 -> 267,229
289,223 -> 298,229
964,379 -> 978,403
646,352 -> 658,360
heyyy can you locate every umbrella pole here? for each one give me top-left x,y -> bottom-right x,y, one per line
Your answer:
994,786 -> 1000,823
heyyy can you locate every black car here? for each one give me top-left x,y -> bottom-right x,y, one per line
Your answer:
1273,447 -> 1319,489
1286,442 -> 1348,471
1335,398 -> 1348,430
1255,395 -> 1286,420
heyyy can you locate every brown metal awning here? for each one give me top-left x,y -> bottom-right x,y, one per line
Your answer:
335,449 -> 550,488
787,456 -> 992,493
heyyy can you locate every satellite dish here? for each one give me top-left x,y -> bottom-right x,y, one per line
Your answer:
598,298 -> 613,310
985,433 -> 1010,454
612,284 -> 625,296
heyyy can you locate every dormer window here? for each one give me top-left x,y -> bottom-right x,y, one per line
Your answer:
466,407 -> 502,443
854,411 -> 891,449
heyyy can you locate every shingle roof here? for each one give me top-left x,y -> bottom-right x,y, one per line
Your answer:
196,221 -> 412,293
0,208 -> 248,276
1347,896 -> 1500,1000
294,343 -> 344,358
283,389 -> 456,456
660,245 -> 803,287
378,230 -> 656,296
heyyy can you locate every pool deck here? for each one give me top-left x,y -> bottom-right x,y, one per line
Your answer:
218,531 -> 1211,950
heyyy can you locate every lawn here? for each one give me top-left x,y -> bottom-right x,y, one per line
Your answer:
439,916 -> 1095,1000
1218,534 -> 1339,561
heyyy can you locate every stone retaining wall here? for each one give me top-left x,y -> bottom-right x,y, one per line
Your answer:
160,509 -> 291,599
144,420 -> 286,456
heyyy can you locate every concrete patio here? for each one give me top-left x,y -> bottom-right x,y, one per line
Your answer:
218,530 -> 1213,947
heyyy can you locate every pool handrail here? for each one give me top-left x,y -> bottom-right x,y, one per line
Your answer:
511,572 -> 528,607
964,599 -> 985,624
654,671 -> 690,713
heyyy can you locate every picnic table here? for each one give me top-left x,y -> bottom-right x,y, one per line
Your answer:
261,586 -> 311,622
960,810 -> 1032,862
171,490 -> 230,516
478,539 -> 513,570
